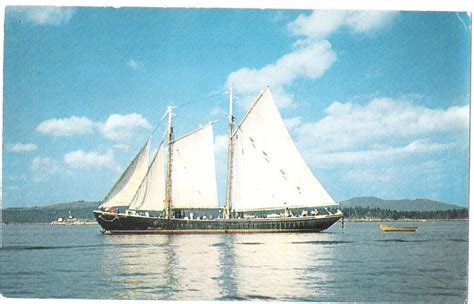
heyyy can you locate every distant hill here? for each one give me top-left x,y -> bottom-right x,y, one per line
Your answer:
339,197 -> 463,212
2,201 -> 99,224
45,200 -> 98,210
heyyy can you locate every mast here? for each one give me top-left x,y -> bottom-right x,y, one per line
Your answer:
165,106 -> 174,220
224,85 -> 235,219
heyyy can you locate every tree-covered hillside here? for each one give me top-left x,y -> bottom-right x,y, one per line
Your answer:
334,207 -> 468,220
2,201 -> 98,224
339,197 -> 463,211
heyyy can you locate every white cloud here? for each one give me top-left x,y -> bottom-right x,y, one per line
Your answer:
36,113 -> 151,142
289,10 -> 347,40
7,143 -> 37,153
226,10 -> 396,110
36,116 -> 95,137
227,40 -> 336,108
343,168 -> 392,183
214,134 -> 228,157
97,113 -> 151,142
64,150 -> 118,171
31,156 -> 63,182
32,156 -> 54,171
306,140 -> 453,168
9,6 -> 75,26
288,10 -> 398,40
337,160 -> 448,201
113,144 -> 129,152
295,98 -> 469,153
210,106 -> 227,117
346,11 -> 398,33
283,116 -> 302,130
127,59 -> 144,70
342,160 -> 440,183
287,95 -> 468,201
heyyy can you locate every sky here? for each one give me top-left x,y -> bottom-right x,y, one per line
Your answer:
2,7 -> 471,207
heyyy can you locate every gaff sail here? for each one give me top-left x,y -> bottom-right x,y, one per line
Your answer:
170,123 -> 219,209
231,88 -> 336,211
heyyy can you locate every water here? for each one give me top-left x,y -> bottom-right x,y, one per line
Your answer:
0,221 -> 468,302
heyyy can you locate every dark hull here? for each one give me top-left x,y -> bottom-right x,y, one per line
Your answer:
93,210 -> 343,234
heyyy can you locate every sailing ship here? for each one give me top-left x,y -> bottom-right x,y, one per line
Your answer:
93,87 -> 343,233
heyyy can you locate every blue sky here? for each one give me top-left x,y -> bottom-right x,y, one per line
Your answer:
2,8 -> 470,207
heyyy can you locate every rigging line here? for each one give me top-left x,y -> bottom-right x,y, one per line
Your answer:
174,90 -> 228,108
149,111 -> 168,138
160,128 -> 168,143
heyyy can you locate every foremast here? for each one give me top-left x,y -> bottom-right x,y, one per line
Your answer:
224,85 -> 235,219
165,106 -> 174,220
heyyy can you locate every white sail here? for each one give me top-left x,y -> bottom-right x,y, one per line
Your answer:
100,140 -> 150,208
128,144 -> 166,211
231,88 -> 336,211
171,123 -> 219,209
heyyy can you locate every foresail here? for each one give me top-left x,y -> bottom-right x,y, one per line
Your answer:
231,88 -> 336,211
128,144 -> 166,211
171,123 -> 219,209
100,140 -> 150,208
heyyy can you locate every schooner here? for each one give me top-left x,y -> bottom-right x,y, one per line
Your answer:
93,87 -> 343,233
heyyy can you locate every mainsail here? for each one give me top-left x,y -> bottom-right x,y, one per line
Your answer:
128,144 -> 166,211
231,88 -> 336,211
99,140 -> 150,208
170,123 -> 219,209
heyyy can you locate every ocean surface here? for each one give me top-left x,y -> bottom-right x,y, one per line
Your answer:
0,221 -> 468,302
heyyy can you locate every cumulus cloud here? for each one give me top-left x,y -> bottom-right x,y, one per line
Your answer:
31,156 -> 63,182
8,6 -> 76,26
292,97 -> 469,168
64,150 -> 118,171
214,134 -> 228,157
36,116 -> 95,137
227,41 -> 336,108
337,159 -> 451,201
32,156 -> 55,171
288,10 -> 398,40
36,113 -> 151,142
210,106 -> 227,118
305,140 -> 453,168
7,143 -> 37,153
127,59 -> 144,70
113,144 -> 129,152
226,10 -> 396,110
283,116 -> 302,130
97,113 -> 151,141
295,98 -> 469,153
342,160 -> 440,183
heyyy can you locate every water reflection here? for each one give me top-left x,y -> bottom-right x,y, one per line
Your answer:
232,233 -> 335,301
168,235 -> 222,300
101,235 -> 176,299
99,232 -> 337,300
2,223 -> 466,301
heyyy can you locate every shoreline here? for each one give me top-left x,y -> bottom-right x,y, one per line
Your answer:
50,220 -> 98,225
0,221 -> 99,225
344,218 -> 468,222
1,218 -> 467,225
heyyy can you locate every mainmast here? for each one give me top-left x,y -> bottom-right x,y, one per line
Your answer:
224,85 -> 235,219
165,106 -> 174,220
